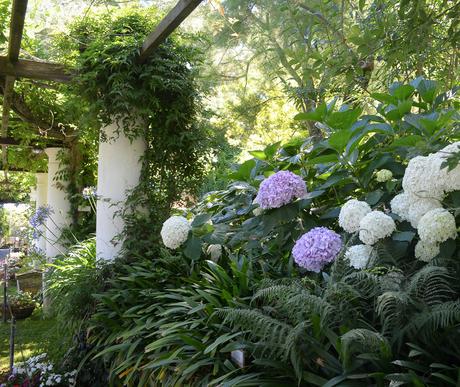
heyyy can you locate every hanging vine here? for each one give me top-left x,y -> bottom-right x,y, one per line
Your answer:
62,8 -> 213,257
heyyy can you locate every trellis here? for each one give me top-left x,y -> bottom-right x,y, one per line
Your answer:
0,0 -> 203,161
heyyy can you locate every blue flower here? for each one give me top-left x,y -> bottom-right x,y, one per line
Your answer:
30,205 -> 54,229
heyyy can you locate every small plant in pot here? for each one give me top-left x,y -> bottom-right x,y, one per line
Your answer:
6,291 -> 36,320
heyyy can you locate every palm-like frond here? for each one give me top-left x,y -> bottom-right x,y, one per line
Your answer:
407,265 -> 454,306
406,300 -> 460,340
341,328 -> 391,366
377,291 -> 411,335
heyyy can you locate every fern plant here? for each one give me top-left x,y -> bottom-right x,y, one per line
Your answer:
217,251 -> 460,385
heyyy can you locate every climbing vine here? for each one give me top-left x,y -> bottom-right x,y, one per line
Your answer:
63,8 -> 213,256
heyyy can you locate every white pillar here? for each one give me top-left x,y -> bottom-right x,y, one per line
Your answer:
96,121 -> 146,261
34,173 -> 48,253
45,148 -> 71,259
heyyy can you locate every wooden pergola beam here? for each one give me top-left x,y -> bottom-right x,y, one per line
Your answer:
138,0 -> 203,64
0,137 -> 63,147
0,57 -> 72,83
0,165 -> 45,173
8,0 -> 28,62
1,0 -> 29,140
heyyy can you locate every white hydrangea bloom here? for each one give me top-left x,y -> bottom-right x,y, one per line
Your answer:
407,197 -> 442,228
390,192 -> 411,221
160,216 -> 191,249
402,155 -> 445,200
359,211 -> 396,245
339,199 -> 371,233
207,244 -> 222,262
414,240 -> 440,262
345,244 -> 373,269
375,169 -> 393,182
435,142 -> 460,192
418,208 -> 457,244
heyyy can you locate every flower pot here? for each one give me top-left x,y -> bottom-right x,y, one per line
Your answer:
11,304 -> 36,319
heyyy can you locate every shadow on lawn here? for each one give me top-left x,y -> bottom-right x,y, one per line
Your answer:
0,309 -> 61,373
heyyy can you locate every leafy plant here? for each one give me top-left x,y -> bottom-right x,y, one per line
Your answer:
45,237 -> 103,335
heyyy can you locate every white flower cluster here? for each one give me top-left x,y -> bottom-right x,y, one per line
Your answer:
338,199 -> 371,233
345,244 -> 373,269
12,353 -> 77,386
339,199 -> 395,269
340,142 -> 459,268
418,208 -> 457,245
391,143 -> 459,261
375,169 -> 393,182
402,142 -> 460,200
359,211 -> 396,245
414,240 -> 440,263
160,216 -> 191,249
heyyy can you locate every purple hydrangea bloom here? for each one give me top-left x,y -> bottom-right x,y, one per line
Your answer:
292,227 -> 342,272
255,171 -> 307,209
29,205 -> 54,229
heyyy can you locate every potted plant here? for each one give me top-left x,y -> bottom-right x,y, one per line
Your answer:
5,291 -> 36,320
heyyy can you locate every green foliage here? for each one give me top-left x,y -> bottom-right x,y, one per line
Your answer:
0,172 -> 35,203
45,237 -> 102,335
0,205 -> 9,242
82,79 -> 458,385
62,9 -> 214,256
86,253 -> 255,386
174,79 -> 459,277
204,0 -> 459,139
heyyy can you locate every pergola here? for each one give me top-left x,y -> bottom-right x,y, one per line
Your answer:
0,0 -> 203,260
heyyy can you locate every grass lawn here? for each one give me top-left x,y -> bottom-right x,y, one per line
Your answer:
0,282 -> 62,373
0,310 -> 60,372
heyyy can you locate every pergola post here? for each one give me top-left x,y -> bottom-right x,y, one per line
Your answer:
34,172 -> 48,253
44,147 -> 70,259
96,122 -> 146,260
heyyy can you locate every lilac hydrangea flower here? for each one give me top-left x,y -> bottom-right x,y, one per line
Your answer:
255,171 -> 307,209
292,227 -> 342,272
29,205 -> 54,229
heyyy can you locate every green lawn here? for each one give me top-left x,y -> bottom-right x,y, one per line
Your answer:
0,283 -> 63,373
0,310 -> 60,372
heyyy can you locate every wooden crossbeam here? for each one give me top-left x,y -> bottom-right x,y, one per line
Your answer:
0,57 -> 72,83
0,137 -> 63,147
0,165 -> 45,173
1,0 -> 29,158
8,0 -> 28,62
138,0 -> 203,64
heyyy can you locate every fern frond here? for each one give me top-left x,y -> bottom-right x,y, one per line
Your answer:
253,285 -> 335,328
407,265 -> 454,306
342,271 -> 382,298
253,284 -> 302,305
406,300 -> 460,339
376,291 -> 410,334
341,328 -> 391,365
218,308 -> 292,359
380,270 -> 405,292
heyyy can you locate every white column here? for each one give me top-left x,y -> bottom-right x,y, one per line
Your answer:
34,173 -> 48,253
96,121 -> 146,261
45,148 -> 71,259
